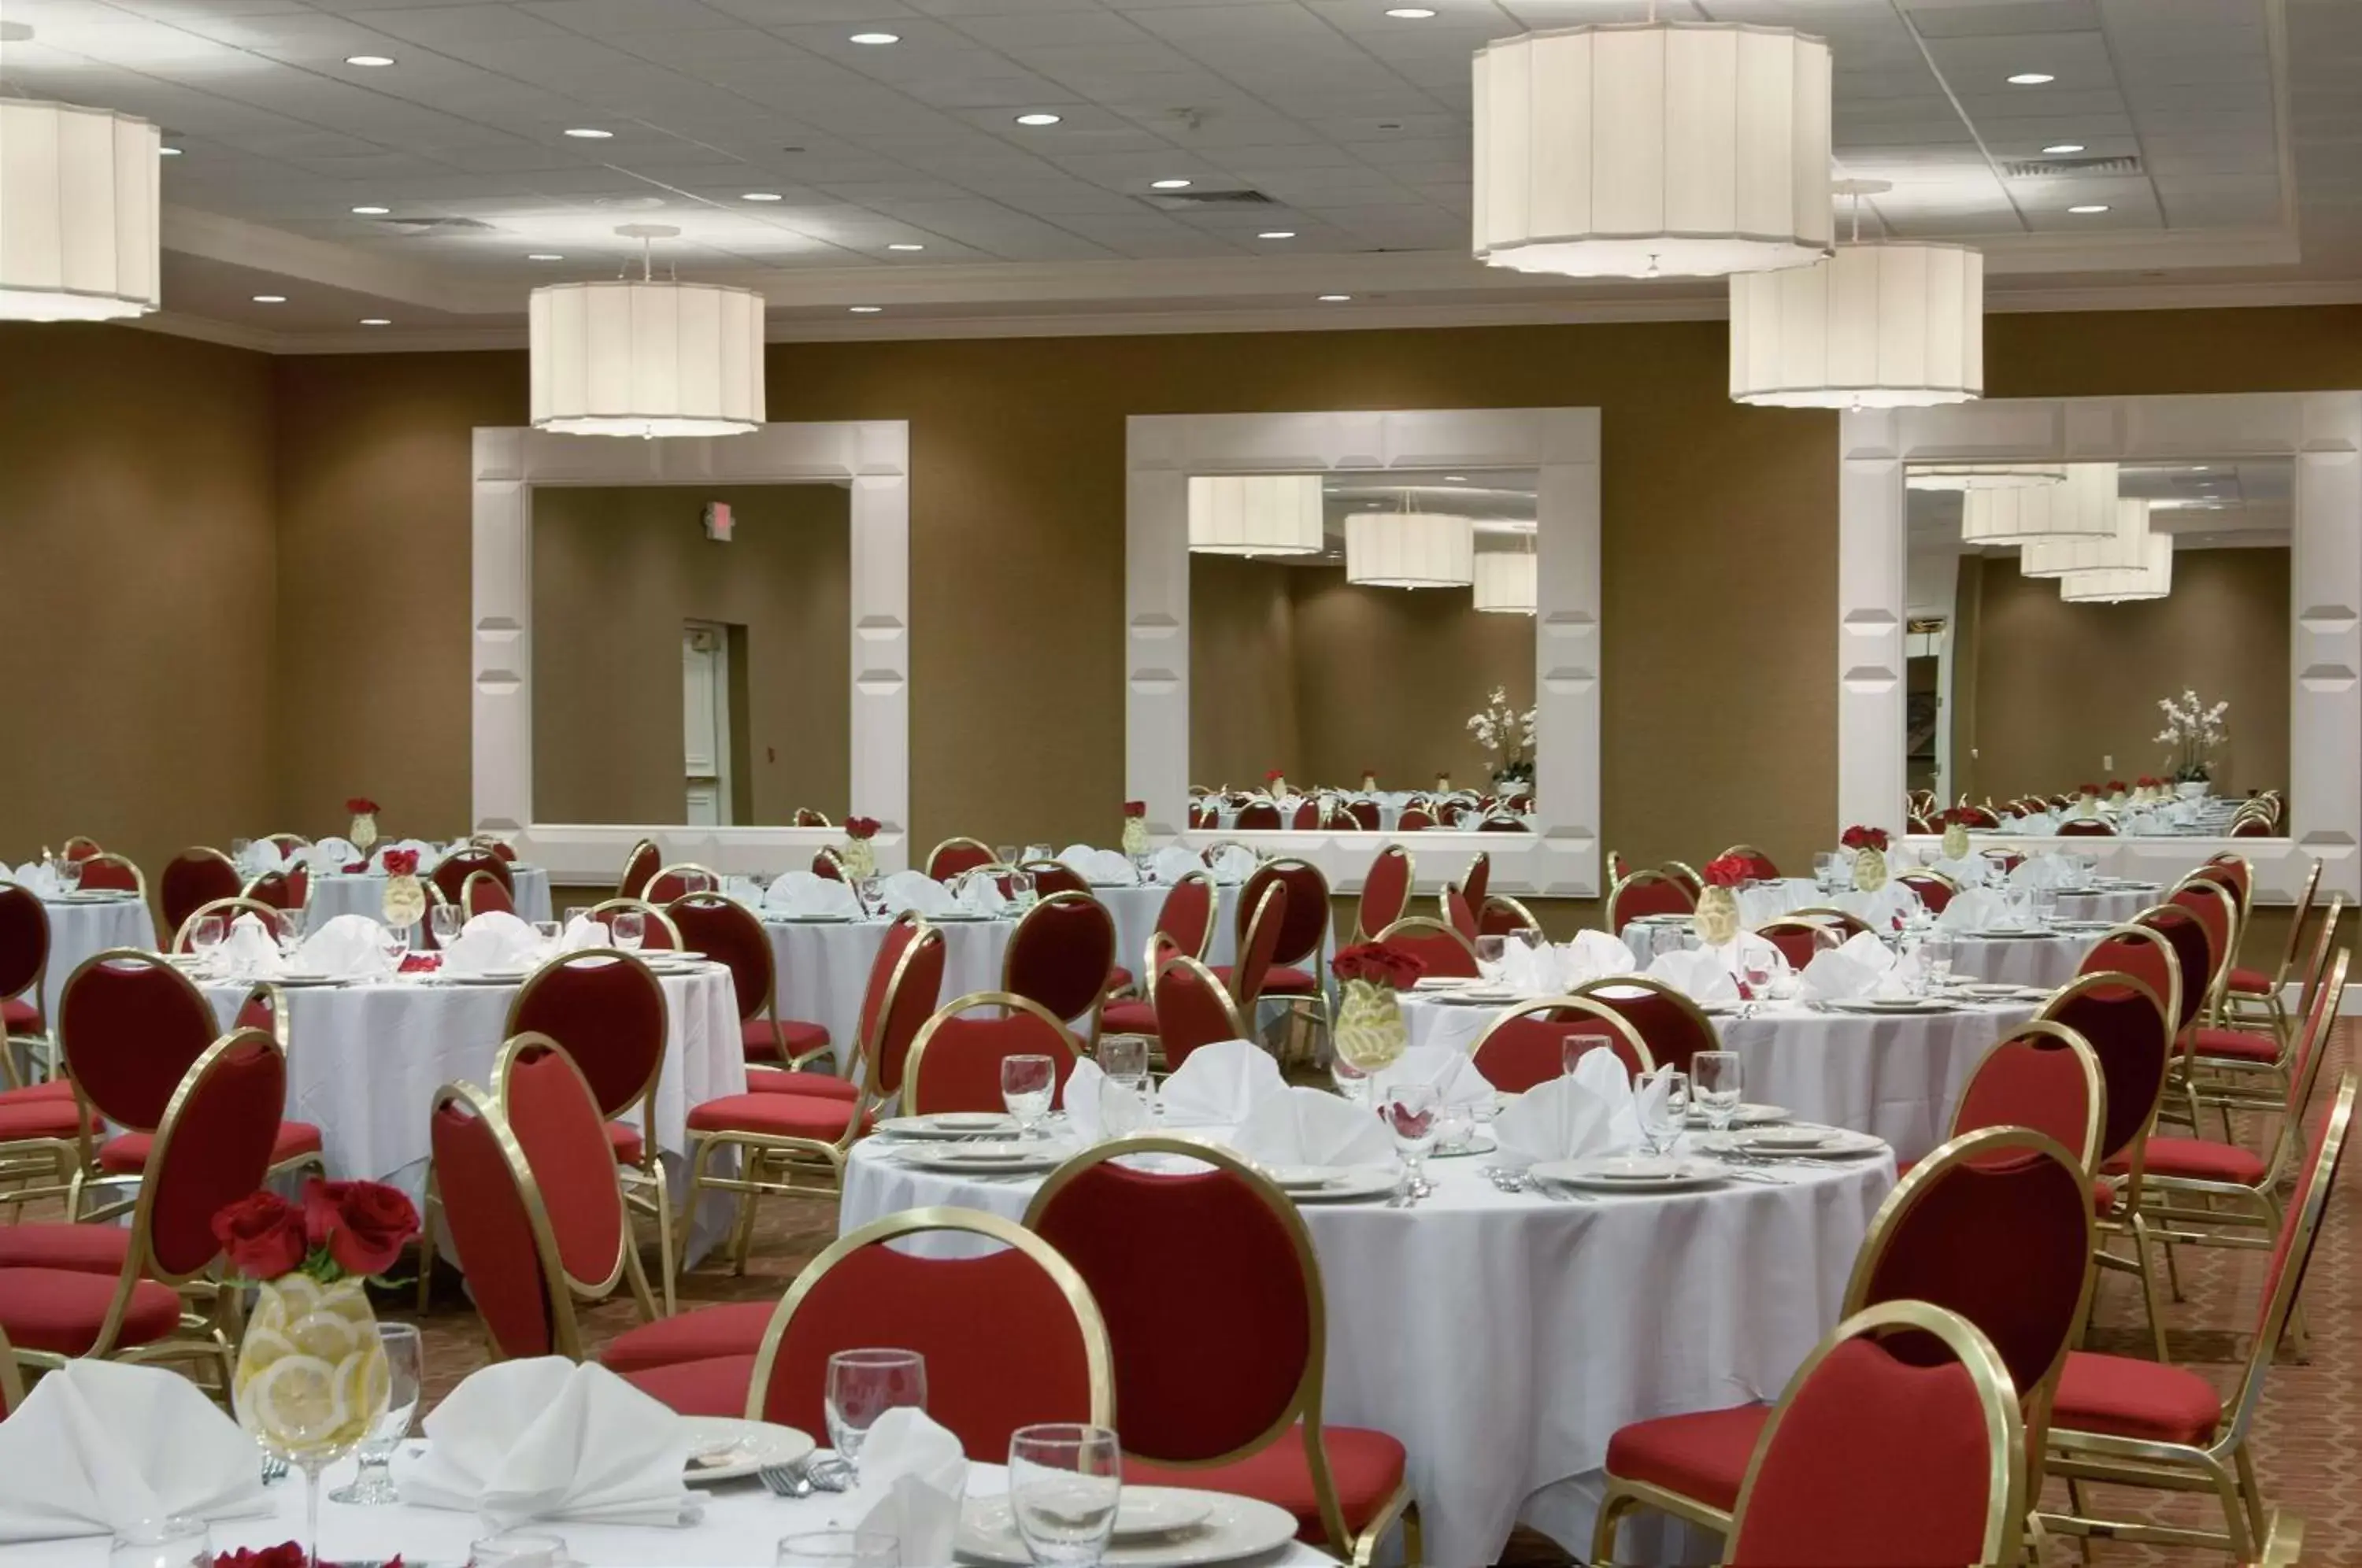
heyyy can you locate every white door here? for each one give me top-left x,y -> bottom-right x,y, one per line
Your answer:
683,623 -> 731,824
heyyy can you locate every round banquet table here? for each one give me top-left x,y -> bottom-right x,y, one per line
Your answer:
0,1452 -> 1333,1568
764,914 -> 1013,1078
1942,928 -> 2094,989
1401,993 -> 2040,1164
1098,882 -> 1337,986
308,866 -> 553,926
29,890 -> 155,1027
841,1124 -> 1894,1566
2053,884 -> 2161,924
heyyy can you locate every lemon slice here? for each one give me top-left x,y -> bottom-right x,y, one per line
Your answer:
237,1326 -> 299,1375
287,1308 -> 365,1363
337,1345 -> 391,1434
240,1353 -> 350,1452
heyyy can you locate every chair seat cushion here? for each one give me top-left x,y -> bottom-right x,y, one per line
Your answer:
746,1071 -> 863,1102
2094,1176 -> 2117,1216
1,997 -> 39,1034
2053,1351 -> 2221,1445
2,1080 -> 80,1102
0,1267 -> 182,1355
2194,1026 -> 2280,1064
741,1018 -> 831,1064
608,1121 -> 645,1167
0,1223 -> 131,1274
687,1093 -> 869,1141
1099,1000 -> 1158,1036
1261,965 -> 1319,997
2111,1137 -> 2268,1188
1123,1424 -> 1408,1542
1105,966 -> 1135,995
621,1353 -> 759,1418
601,1300 -> 776,1374
0,1095 -> 96,1143
98,1120 -> 322,1175
2227,965 -> 2273,997
1601,1403 -> 1769,1514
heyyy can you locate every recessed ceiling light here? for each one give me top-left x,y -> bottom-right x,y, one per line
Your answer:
849,305 -> 883,313
742,191 -> 783,202
563,127 -> 612,139
1386,6 -> 1437,16
528,253 -> 565,261
1317,293 -> 1353,301
887,242 -> 924,251
159,145 -> 183,157
2007,72 -> 2055,85
2068,203 -> 2110,214
1150,178 -> 1193,190
2193,465 -> 2212,472
1444,475 -> 1468,482
1258,230 -> 1296,239
849,31 -> 899,44
2042,142 -> 2086,154
252,294 -> 287,304
1014,113 -> 1062,127
350,205 -> 389,215
360,318 -> 391,327
344,54 -> 394,67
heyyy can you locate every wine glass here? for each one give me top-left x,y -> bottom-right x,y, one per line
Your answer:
382,923 -> 412,971
824,1349 -> 927,1480
1741,949 -> 1775,1018
1474,934 -> 1506,982
331,1323 -> 424,1505
562,905 -> 591,930
776,1533 -> 900,1568
1001,1054 -> 1055,1137
275,906 -> 309,956
1638,1069 -> 1688,1157
1692,1050 -> 1743,1138
468,1533 -> 569,1567
431,903 -> 463,948
107,1518 -> 211,1568
1008,1424 -> 1122,1566
1098,1037 -> 1152,1122
1008,870 -> 1037,911
994,845 -> 1020,868
611,910 -> 646,952
533,919 -> 561,947
1330,1053 -> 1370,1107
1510,925 -> 1545,953
189,915 -> 226,972
54,855 -> 82,893
1923,932 -> 1957,990
1383,1082 -> 1440,1197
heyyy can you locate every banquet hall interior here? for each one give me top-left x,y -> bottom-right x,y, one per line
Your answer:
1,0 -> 2360,1563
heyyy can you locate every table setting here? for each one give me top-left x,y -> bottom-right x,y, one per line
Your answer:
282,840 -> 554,928
0,857 -> 157,1026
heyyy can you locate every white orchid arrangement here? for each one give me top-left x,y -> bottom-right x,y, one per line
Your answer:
2156,688 -> 2228,783
1465,686 -> 1537,782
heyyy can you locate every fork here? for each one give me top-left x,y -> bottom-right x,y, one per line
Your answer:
757,1460 -> 813,1498
259,1455 -> 289,1485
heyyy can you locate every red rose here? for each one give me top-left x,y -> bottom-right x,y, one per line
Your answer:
381,849 -> 419,876
1264,769 -> 1284,782
343,861 -> 366,874
844,817 -> 879,841
1702,854 -> 1753,889
302,1178 -> 420,1279
2079,783 -> 2100,796
214,1545 -> 310,1568
211,1193 -> 308,1281
1123,801 -> 1147,819
1839,825 -> 1889,853
2107,779 -> 2127,793
1330,941 -> 1423,989
344,797 -> 379,815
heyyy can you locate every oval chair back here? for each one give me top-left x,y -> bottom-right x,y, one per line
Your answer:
902,993 -> 1080,1116
1227,882 -> 1289,1012
665,893 -> 774,1027
233,982 -> 289,1049
2057,817 -> 2115,837
430,1079 -> 577,1359
617,838 -> 661,900
749,1207 -> 1113,1456
1395,807 -> 1433,831
2165,878 -> 2238,1018
261,833 -> 309,856
2229,815 -> 2274,838
1717,845 -> 1779,880
583,898 -> 683,951
1150,953 -> 1249,1072
61,836 -> 103,863
1478,894 -> 1543,938
811,849 -> 847,882
1461,852 -> 1491,912
72,853 -> 143,896
1020,860 -> 1090,899
1439,884 -> 1478,941
61,949 -> 220,1133
1604,870 -> 1694,928
171,897 -> 281,953
1724,1301 -> 2024,1568
506,951 -> 668,1130
1353,846 -> 1413,942
1947,1023 -> 2107,1172
1373,916 -> 1479,980
495,1034 -> 635,1302
461,870 -> 515,919
1346,800 -> 1381,830
1755,919 -> 1828,971
645,863 -> 720,904
2098,916 -> 2196,1039
1238,860 -> 1329,971
139,1029 -> 292,1285
858,917 -> 948,1100
794,808 -> 832,827
431,845 -> 512,907
1471,997 -> 1654,1091
0,886 -> 51,1027
1234,802 -> 1282,830
1897,871 -> 1956,913
1150,873 -> 1216,970
1571,977 -> 1720,1077
927,838 -> 997,882
1003,893 -> 1116,1028
2196,853 -> 2253,925
160,849 -> 242,939
2035,971 -> 2171,1183
242,869 -> 305,912
1290,799 -> 1321,830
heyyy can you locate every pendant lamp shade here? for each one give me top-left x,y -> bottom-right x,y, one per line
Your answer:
1187,475 -> 1324,556
1960,463 -> 2123,547
1907,464 -> 2068,491
1346,512 -> 1475,588
530,279 -> 765,438
0,99 -> 160,322
1472,23 -> 1832,279
2021,497 -> 2153,578
1472,551 -> 1538,614
2060,532 -> 2173,602
1728,242 -> 1982,408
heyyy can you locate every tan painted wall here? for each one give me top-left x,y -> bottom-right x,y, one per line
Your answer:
1187,553 -> 1300,790
531,484 -> 850,826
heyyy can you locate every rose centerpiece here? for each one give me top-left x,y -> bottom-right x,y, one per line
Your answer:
1264,768 -> 1288,800
217,1179 -> 420,1563
1330,942 -> 1423,1100
345,797 -> 380,855
378,848 -> 426,934
2076,782 -> 2101,819
1120,800 -> 1150,860
1694,855 -> 1749,948
1939,808 -> 1974,862
842,816 -> 879,882
1840,826 -> 1890,893
2107,778 -> 2129,806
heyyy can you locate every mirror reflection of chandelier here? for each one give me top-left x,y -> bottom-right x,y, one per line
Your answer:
2020,495 -> 2153,578
2060,531 -> 2173,601
1907,464 -> 2068,491
1472,549 -> 1538,614
1186,475 -> 1324,556
1346,497 -> 1475,588
1960,463 -> 2123,546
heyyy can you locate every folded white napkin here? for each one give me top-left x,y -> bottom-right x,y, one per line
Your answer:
873,869 -> 952,918
219,912 -> 285,978
2008,856 -> 2067,889
1059,845 -> 1137,886
442,911 -> 542,976
296,914 -> 395,979
1150,844 -> 1201,886
1644,948 -> 1740,1003
369,838 -> 436,873
400,1359 -> 694,1529
2016,815 -> 2060,838
765,871 -> 861,919
720,875 -> 766,908
1936,887 -> 2001,931
302,838 -> 355,875
1159,1037 -> 1283,1123
848,1408 -> 965,1567
1835,930 -> 1894,974
1799,948 -> 1879,1001
1929,855 -> 1988,887
237,840 -> 286,878
1565,930 -> 1639,985
1492,1050 -> 1638,1166
1366,1045 -> 1496,1110
1205,844 -> 1259,885
951,871 -> 1009,916
1231,1085 -> 1395,1167
4,862 -> 61,897
0,1359 -> 272,1542
557,916 -> 615,952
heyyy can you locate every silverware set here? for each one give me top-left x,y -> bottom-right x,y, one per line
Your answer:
258,1455 -> 289,1485
759,1456 -> 852,1498
1482,1166 -> 1592,1203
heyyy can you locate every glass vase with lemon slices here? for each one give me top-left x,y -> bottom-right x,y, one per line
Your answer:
1329,942 -> 1424,1104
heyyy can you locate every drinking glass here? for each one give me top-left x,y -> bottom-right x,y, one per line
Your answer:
1383,1082 -> 1440,1196
467,1533 -> 568,1568
1923,932 -> 1957,989
1024,844 -> 1053,867
331,1323 -> 424,1505
275,906 -> 308,955
1812,852 -> 1838,891
1008,1424 -> 1122,1567
1330,1054 -> 1370,1107
189,915 -> 226,970
824,1349 -> 927,1479
1473,934 -> 1506,979
1432,1100 -> 1474,1154
1692,1050 -> 1743,1136
611,910 -> 646,952
55,856 -> 82,893
1008,871 -> 1037,910
1638,1070 -> 1688,1157
562,906 -> 590,929
382,923 -> 412,969
1509,926 -> 1546,952
776,1533 -> 900,1568
2034,886 -> 2060,928
533,919 -> 561,945
107,1518 -> 210,1568
431,903 -> 463,947
1097,1075 -> 1150,1139
1741,950 -> 1775,1017
1562,1037 -> 1601,1080
1001,1054 -> 1055,1137
994,845 -> 1019,868
1098,1037 -> 1151,1120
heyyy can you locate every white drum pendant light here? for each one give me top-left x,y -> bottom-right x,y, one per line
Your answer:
1472,550 -> 1538,614
1472,18 -> 1832,279
1346,506 -> 1475,589
1187,475 -> 1324,556
1960,463 -> 2123,547
2061,532 -> 2173,602
1728,182 -> 1982,409
0,97 -> 161,321
2021,496 -> 2153,579
531,225 -> 764,438
1907,464 -> 2068,491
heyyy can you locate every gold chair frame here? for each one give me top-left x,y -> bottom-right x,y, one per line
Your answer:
1371,915 -> 1478,971
616,838 -> 661,899
1603,870 -> 1695,931
1468,997 -> 1653,1082
2222,858 -> 2320,1048
72,852 -> 148,905
583,897 -> 685,949
1350,845 -> 1416,945
1239,859 -> 1334,1070
925,836 -> 998,880
1946,1021 -> 2108,1173
491,1032 -> 661,1324
458,869 -> 513,918
426,1078 -> 601,1363
647,861 -> 724,900
2164,876 -> 2242,1028
902,990 -> 1082,1118
0,883 -> 54,1093
171,897 -> 283,952
1714,843 -> 1778,877
1001,891 -> 1115,1047
669,890 -> 833,1079
1568,975 -> 1721,1071
1479,893 -> 1544,936
1145,951 -> 1252,1068
2194,897 -> 2343,1126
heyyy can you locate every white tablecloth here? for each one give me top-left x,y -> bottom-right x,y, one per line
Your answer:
1942,930 -> 2090,989
309,866 -> 553,926
765,915 -> 1012,1077
0,1452 -> 1333,1568
842,1128 -> 1891,1566
1098,882 -> 1338,987
2053,885 -> 2159,924
31,892 -> 154,1026
1401,994 -> 2037,1163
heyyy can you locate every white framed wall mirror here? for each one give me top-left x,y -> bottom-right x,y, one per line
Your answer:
1840,393 -> 2362,902
1127,409 -> 1602,897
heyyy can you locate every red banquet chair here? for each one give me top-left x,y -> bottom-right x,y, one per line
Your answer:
72,854 -> 142,897
1469,998 -> 1653,1092
57,950 -> 323,1220
1478,893 -> 1544,938
1716,844 -> 1779,881
1459,852 -> 1490,914
1145,952 -> 1251,1072
812,849 -> 848,882
1233,860 -> 1331,1007
1721,1302 -> 2027,1568
1346,800 -> 1381,831
1897,870 -> 1956,913
927,837 -> 997,882
170,897 -> 280,952
1937,1022 -> 2107,1173
0,1030 -> 288,1384
1352,845 -> 1414,943
1235,802 -> 1283,830
1438,883 -> 1478,942
793,808 -> 831,827
1020,860 -> 1090,899
2190,897 -> 2343,1104
666,892 -> 836,1090
241,868 -> 306,912
1373,916 -> 1479,980
59,837 -> 102,864
1594,1126 -> 2088,1561
2057,817 -> 2116,838
1571,977 -> 1721,1078
616,838 -> 661,900
1394,807 -> 1434,831
431,845 -> 512,908
158,849 -> 242,940
494,1034 -> 660,1320
1290,799 -> 1321,830
1025,1139 -> 1420,1564
1209,882 -> 1288,1022
1099,873 -> 1216,1037
2222,858 -> 2321,1045
644,863 -> 720,904
2166,878 -> 2241,1026
1603,869 -> 1695,930
461,870 -> 514,919
1753,919 -> 1829,971
583,898 -> 682,950
0,883 -> 53,1061
903,993 -> 1080,1115
1003,892 -> 1116,1039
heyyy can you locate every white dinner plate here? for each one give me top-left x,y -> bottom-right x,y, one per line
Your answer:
769,913 -> 854,923
957,1488 -> 1296,1566
1411,976 -> 1472,992
929,911 -> 997,922
1282,1165 -> 1400,1204
1822,997 -> 1960,1015
1534,1154 -> 1726,1193
1686,1103 -> 1790,1128
1427,1132 -> 1499,1159
1722,1125 -> 1835,1152
1956,982 -> 2032,999
268,972 -> 348,989
1260,1164 -> 1350,1191
439,968 -> 532,986
877,1112 -> 1018,1140
902,1142 -> 1068,1174
2048,919 -> 2116,933
1434,989 -> 1517,1007
50,890 -> 135,903
678,1418 -> 814,1483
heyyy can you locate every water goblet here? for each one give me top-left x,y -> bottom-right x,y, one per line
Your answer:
562,906 -> 590,929
533,919 -> 561,946
1001,1053 -> 1055,1138
1638,1069 -> 1688,1157
276,906 -> 309,956
189,915 -> 226,971
1473,934 -> 1506,982
1098,1037 -> 1151,1119
1510,925 -> 1546,952
611,910 -> 646,952
382,923 -> 412,970
1692,1050 -> 1743,1137
330,1323 -> 424,1505
1330,1054 -> 1371,1107
1008,1423 -> 1121,1566
1432,1100 -> 1474,1154
1923,932 -> 1957,990
1383,1082 -> 1440,1197
994,845 -> 1019,868
1741,950 -> 1775,1018
107,1518 -> 211,1568
55,856 -> 82,893
776,1533 -> 900,1568
1097,1075 -> 1150,1139
1024,844 -> 1053,867
467,1533 -> 569,1567
824,1348 -> 927,1481
430,902 -> 463,949
1008,871 -> 1037,910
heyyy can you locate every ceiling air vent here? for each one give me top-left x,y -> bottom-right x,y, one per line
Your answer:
1139,188 -> 1275,212
376,216 -> 497,233
2002,154 -> 2142,179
